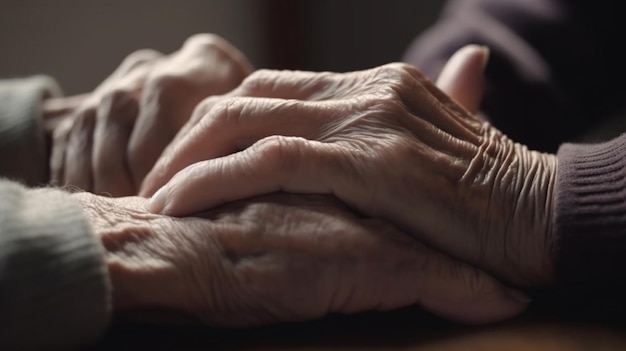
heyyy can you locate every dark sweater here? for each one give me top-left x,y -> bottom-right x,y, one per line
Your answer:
405,0 -> 626,315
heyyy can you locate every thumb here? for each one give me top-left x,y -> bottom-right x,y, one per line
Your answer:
436,45 -> 489,115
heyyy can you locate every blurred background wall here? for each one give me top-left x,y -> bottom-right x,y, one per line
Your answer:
0,0 -> 445,95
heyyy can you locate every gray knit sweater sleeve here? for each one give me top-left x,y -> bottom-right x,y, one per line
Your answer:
0,76 -> 61,186
0,181 -> 111,350
0,78 -> 111,349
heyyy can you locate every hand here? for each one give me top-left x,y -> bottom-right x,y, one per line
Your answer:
72,191 -> 528,326
47,34 -> 252,196
141,45 -> 557,288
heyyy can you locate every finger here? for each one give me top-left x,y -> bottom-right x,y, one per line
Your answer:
92,89 -> 139,196
135,96 -> 225,197
49,118 -> 72,186
368,233 -> 529,324
237,69 -> 347,100
379,63 -> 483,147
164,96 -> 223,148
181,33 -> 253,77
96,49 -> 163,92
321,218 -> 529,324
114,49 -> 163,76
64,108 -> 96,191
126,96 -> 179,192
126,98 -> 180,193
128,35 -> 250,188
139,97 -> 338,197
146,136 -> 341,216
138,93 -> 246,196
435,44 -> 489,115
147,68 -> 355,174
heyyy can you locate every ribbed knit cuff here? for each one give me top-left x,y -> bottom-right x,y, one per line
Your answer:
0,180 -> 110,350
554,134 -> 626,315
0,76 -> 62,186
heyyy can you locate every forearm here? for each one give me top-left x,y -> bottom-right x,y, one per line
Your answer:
0,180 -> 110,349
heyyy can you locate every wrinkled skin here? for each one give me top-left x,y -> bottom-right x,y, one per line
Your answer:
142,46 -> 557,288
72,191 -> 528,326
44,33 -> 252,196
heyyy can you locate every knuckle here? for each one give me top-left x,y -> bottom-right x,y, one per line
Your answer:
183,33 -> 227,51
359,65 -> 417,115
377,62 -> 422,93
381,62 -> 421,80
187,95 -> 222,126
203,98 -> 244,129
252,135 -> 304,172
178,33 -> 250,82
195,95 -> 222,116
240,69 -> 275,93
119,49 -> 163,72
182,33 -> 244,63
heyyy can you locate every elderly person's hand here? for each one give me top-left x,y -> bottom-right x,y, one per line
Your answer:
44,34 -> 251,196
72,191 -> 528,326
141,45 -> 556,289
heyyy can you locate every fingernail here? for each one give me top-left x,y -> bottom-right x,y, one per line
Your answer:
504,287 -> 532,304
145,187 -> 166,213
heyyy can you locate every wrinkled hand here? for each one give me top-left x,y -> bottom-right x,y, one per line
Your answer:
142,45 -> 557,288
46,34 -> 251,196
72,191 -> 528,326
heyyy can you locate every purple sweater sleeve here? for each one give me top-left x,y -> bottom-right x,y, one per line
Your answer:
554,135 -> 626,313
404,0 -> 626,153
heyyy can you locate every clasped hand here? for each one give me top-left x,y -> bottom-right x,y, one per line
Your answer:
45,34 -> 251,196
64,43 -> 554,327
143,45 -> 557,289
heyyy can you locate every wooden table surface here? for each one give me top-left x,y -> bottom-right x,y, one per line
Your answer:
90,303 -> 626,351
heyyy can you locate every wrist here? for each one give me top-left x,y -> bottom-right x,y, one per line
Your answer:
454,122 -> 557,287
71,193 -> 189,313
504,143 -> 557,287
71,193 -> 147,310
